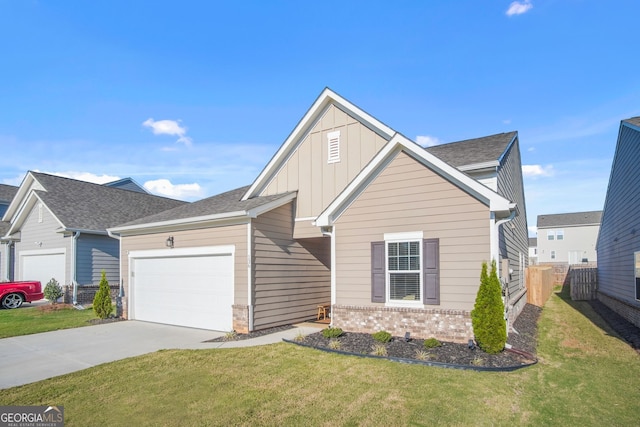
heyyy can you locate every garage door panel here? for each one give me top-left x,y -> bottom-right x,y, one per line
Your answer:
132,252 -> 234,331
21,252 -> 66,288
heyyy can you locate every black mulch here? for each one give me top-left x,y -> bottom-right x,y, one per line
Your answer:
295,304 -> 542,370
205,324 -> 294,342
588,299 -> 640,352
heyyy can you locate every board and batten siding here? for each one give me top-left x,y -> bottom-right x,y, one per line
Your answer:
334,150 -> 491,311
496,138 -> 529,300
598,122 -> 640,304
260,104 -> 389,219
76,234 -> 119,286
14,202 -> 70,284
120,224 -> 248,304
252,202 -> 330,329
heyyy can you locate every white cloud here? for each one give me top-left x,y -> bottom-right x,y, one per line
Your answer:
506,1 -> 533,16
143,179 -> 203,199
143,118 -> 193,147
416,135 -> 442,147
528,226 -> 538,237
522,164 -> 554,178
43,171 -> 121,184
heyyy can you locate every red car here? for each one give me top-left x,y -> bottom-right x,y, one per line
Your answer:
0,281 -> 44,309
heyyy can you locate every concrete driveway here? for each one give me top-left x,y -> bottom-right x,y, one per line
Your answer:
0,320 -> 323,389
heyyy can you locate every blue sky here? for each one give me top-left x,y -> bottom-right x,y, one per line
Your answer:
1,1 -> 638,236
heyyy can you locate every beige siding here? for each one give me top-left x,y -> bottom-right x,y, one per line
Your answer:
120,223 -> 248,304
335,150 -> 491,310
293,220 -> 324,239
261,104 -> 389,219
252,203 -> 330,329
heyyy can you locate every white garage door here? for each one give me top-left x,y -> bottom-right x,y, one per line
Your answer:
131,246 -> 234,331
21,250 -> 66,289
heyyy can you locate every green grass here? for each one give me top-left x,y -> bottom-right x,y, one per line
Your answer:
0,304 -> 99,338
1,289 -> 639,426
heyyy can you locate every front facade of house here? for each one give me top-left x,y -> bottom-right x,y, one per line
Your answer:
597,117 -> 640,328
536,211 -> 601,265
111,88 -> 528,342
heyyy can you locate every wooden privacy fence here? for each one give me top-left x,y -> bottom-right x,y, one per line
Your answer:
569,266 -> 597,301
526,266 -> 554,307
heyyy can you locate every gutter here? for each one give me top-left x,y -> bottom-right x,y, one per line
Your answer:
321,226 -> 336,326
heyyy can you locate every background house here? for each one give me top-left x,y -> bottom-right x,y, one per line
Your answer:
1,172 -> 185,301
597,116 -> 640,328
528,237 -> 538,265
0,184 -> 19,281
536,211 -> 602,264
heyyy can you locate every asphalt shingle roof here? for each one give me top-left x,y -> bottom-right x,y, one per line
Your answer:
425,132 -> 517,167
0,184 -> 18,204
528,237 -> 537,247
623,116 -> 640,127
31,172 -> 186,231
114,186 -> 296,228
537,211 -> 602,228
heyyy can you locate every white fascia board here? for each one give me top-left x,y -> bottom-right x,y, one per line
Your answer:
108,210 -> 249,235
2,172 -> 40,222
246,192 -> 297,218
241,88 -> 395,201
316,134 -> 514,226
456,161 -> 500,172
5,192 -> 65,237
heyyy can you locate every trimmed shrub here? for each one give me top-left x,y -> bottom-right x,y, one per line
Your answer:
322,327 -> 343,339
93,271 -> 113,319
43,278 -> 63,304
423,337 -> 442,349
372,330 -> 392,343
471,261 -> 507,354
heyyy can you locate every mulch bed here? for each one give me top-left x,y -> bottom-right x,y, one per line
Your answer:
205,324 -> 294,342
588,299 -> 640,352
294,304 -> 542,370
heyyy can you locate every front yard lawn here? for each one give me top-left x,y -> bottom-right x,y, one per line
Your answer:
2,290 -> 639,426
0,304 -> 99,338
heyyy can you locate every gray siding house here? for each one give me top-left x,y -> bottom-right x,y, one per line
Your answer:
537,211 -> 602,264
1,172 -> 185,301
110,88 -> 529,342
597,117 -> 640,328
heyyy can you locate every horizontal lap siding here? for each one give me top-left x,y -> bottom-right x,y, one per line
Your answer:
253,203 -> 330,329
120,224 -> 248,303
77,234 -> 119,285
335,151 -> 490,310
598,123 -> 640,303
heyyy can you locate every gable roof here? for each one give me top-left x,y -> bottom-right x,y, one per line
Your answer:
0,184 -> 18,204
425,132 -> 517,170
315,133 -> 516,227
537,211 -> 602,228
104,177 -> 149,194
3,172 -> 186,236
109,186 -> 296,234
623,116 -> 640,127
242,87 -> 395,201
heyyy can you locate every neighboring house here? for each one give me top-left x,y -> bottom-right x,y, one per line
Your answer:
0,184 -> 19,281
1,172 -> 185,300
528,237 -> 538,265
597,116 -> 640,328
536,211 -> 602,264
104,177 -> 149,193
109,88 -> 529,342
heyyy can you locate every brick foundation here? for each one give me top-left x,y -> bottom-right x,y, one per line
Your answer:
598,292 -> 640,328
233,304 -> 250,333
332,305 -> 473,343
63,284 -> 120,305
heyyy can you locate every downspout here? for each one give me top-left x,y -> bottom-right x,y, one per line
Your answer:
71,231 -> 81,305
247,221 -> 254,332
320,225 -> 336,326
493,209 -> 517,335
106,229 -> 124,299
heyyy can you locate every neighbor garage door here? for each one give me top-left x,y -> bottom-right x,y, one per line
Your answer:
21,250 -> 66,289
130,246 -> 234,331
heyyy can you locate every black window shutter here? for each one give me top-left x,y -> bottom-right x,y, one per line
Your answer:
423,238 -> 440,305
371,241 -> 386,303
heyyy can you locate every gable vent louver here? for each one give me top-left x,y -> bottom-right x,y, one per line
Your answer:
327,130 -> 340,164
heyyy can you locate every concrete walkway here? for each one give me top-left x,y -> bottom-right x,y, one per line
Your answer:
0,320 -> 324,389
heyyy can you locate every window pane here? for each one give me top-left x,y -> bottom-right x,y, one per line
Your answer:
389,257 -> 398,270
388,242 -> 398,257
399,242 -> 409,256
398,256 -> 409,270
410,255 -> 420,270
409,241 -> 419,255
390,273 -> 420,301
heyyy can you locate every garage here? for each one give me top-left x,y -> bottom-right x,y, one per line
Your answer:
129,246 -> 234,331
20,249 -> 66,289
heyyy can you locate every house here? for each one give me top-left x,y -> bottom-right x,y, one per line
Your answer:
536,211 -> 602,264
0,172 -> 185,300
0,184 -> 19,281
109,88 -> 529,342
597,116 -> 640,328
528,237 -> 538,265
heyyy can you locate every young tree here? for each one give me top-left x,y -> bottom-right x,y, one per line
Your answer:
471,261 -> 507,354
43,278 -> 64,304
93,271 -> 113,319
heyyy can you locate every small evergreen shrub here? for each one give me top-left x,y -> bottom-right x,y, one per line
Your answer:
423,337 -> 442,349
322,327 -> 343,339
93,271 -> 113,319
43,278 -> 63,304
372,330 -> 392,343
471,261 -> 507,354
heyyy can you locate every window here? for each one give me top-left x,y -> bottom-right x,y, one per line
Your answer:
371,237 -> 440,305
556,229 -> 564,240
547,230 -> 555,240
551,250 -> 556,260
388,241 -> 421,301
635,252 -> 640,301
327,131 -> 340,164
